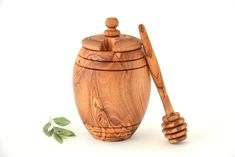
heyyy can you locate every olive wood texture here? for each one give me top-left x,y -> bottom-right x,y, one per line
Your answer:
104,17 -> 120,37
73,48 -> 151,141
82,35 -> 141,52
82,18 -> 141,52
139,24 -> 187,144
74,18 -> 151,141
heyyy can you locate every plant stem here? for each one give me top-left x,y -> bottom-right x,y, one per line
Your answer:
49,117 -> 55,129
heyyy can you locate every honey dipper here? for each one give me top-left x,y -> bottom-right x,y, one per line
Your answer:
139,24 -> 187,144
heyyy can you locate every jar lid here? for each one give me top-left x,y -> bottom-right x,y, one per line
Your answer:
82,17 -> 141,52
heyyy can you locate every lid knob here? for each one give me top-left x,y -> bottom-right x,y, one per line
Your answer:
104,17 -> 120,37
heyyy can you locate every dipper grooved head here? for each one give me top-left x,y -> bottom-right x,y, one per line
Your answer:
162,112 -> 187,144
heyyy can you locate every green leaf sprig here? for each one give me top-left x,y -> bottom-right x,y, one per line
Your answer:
43,117 -> 76,144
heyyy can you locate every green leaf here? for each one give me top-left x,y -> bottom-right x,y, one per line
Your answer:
55,127 -> 76,137
43,122 -> 54,137
54,133 -> 63,144
48,128 -> 54,136
53,117 -> 70,126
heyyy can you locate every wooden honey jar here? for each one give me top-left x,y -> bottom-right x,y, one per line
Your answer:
73,17 -> 188,143
73,17 -> 151,141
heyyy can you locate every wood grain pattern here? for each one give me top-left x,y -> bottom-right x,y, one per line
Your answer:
139,24 -> 174,115
79,47 -> 144,62
139,24 -> 187,144
74,18 -> 150,141
76,53 -> 147,71
73,48 -> 151,141
82,35 -> 141,52
104,17 -> 120,37
162,112 -> 187,144
82,18 -> 140,52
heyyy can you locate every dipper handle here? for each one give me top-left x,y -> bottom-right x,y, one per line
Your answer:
138,24 -> 187,144
138,24 -> 174,115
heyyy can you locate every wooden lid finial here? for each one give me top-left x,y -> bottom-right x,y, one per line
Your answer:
104,17 -> 120,37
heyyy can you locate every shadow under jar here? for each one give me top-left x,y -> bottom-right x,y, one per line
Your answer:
73,17 -> 151,141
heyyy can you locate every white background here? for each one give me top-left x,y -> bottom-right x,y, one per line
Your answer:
0,0 -> 235,157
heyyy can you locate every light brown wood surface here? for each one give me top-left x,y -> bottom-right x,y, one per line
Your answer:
82,35 -> 141,52
139,24 -> 187,144
73,18 -> 151,141
73,51 -> 150,141
104,17 -> 120,37
73,17 -> 187,143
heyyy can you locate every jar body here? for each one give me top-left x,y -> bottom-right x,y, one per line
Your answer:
73,47 -> 151,141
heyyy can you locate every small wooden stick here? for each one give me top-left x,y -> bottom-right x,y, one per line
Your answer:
138,24 -> 174,115
139,24 -> 187,144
